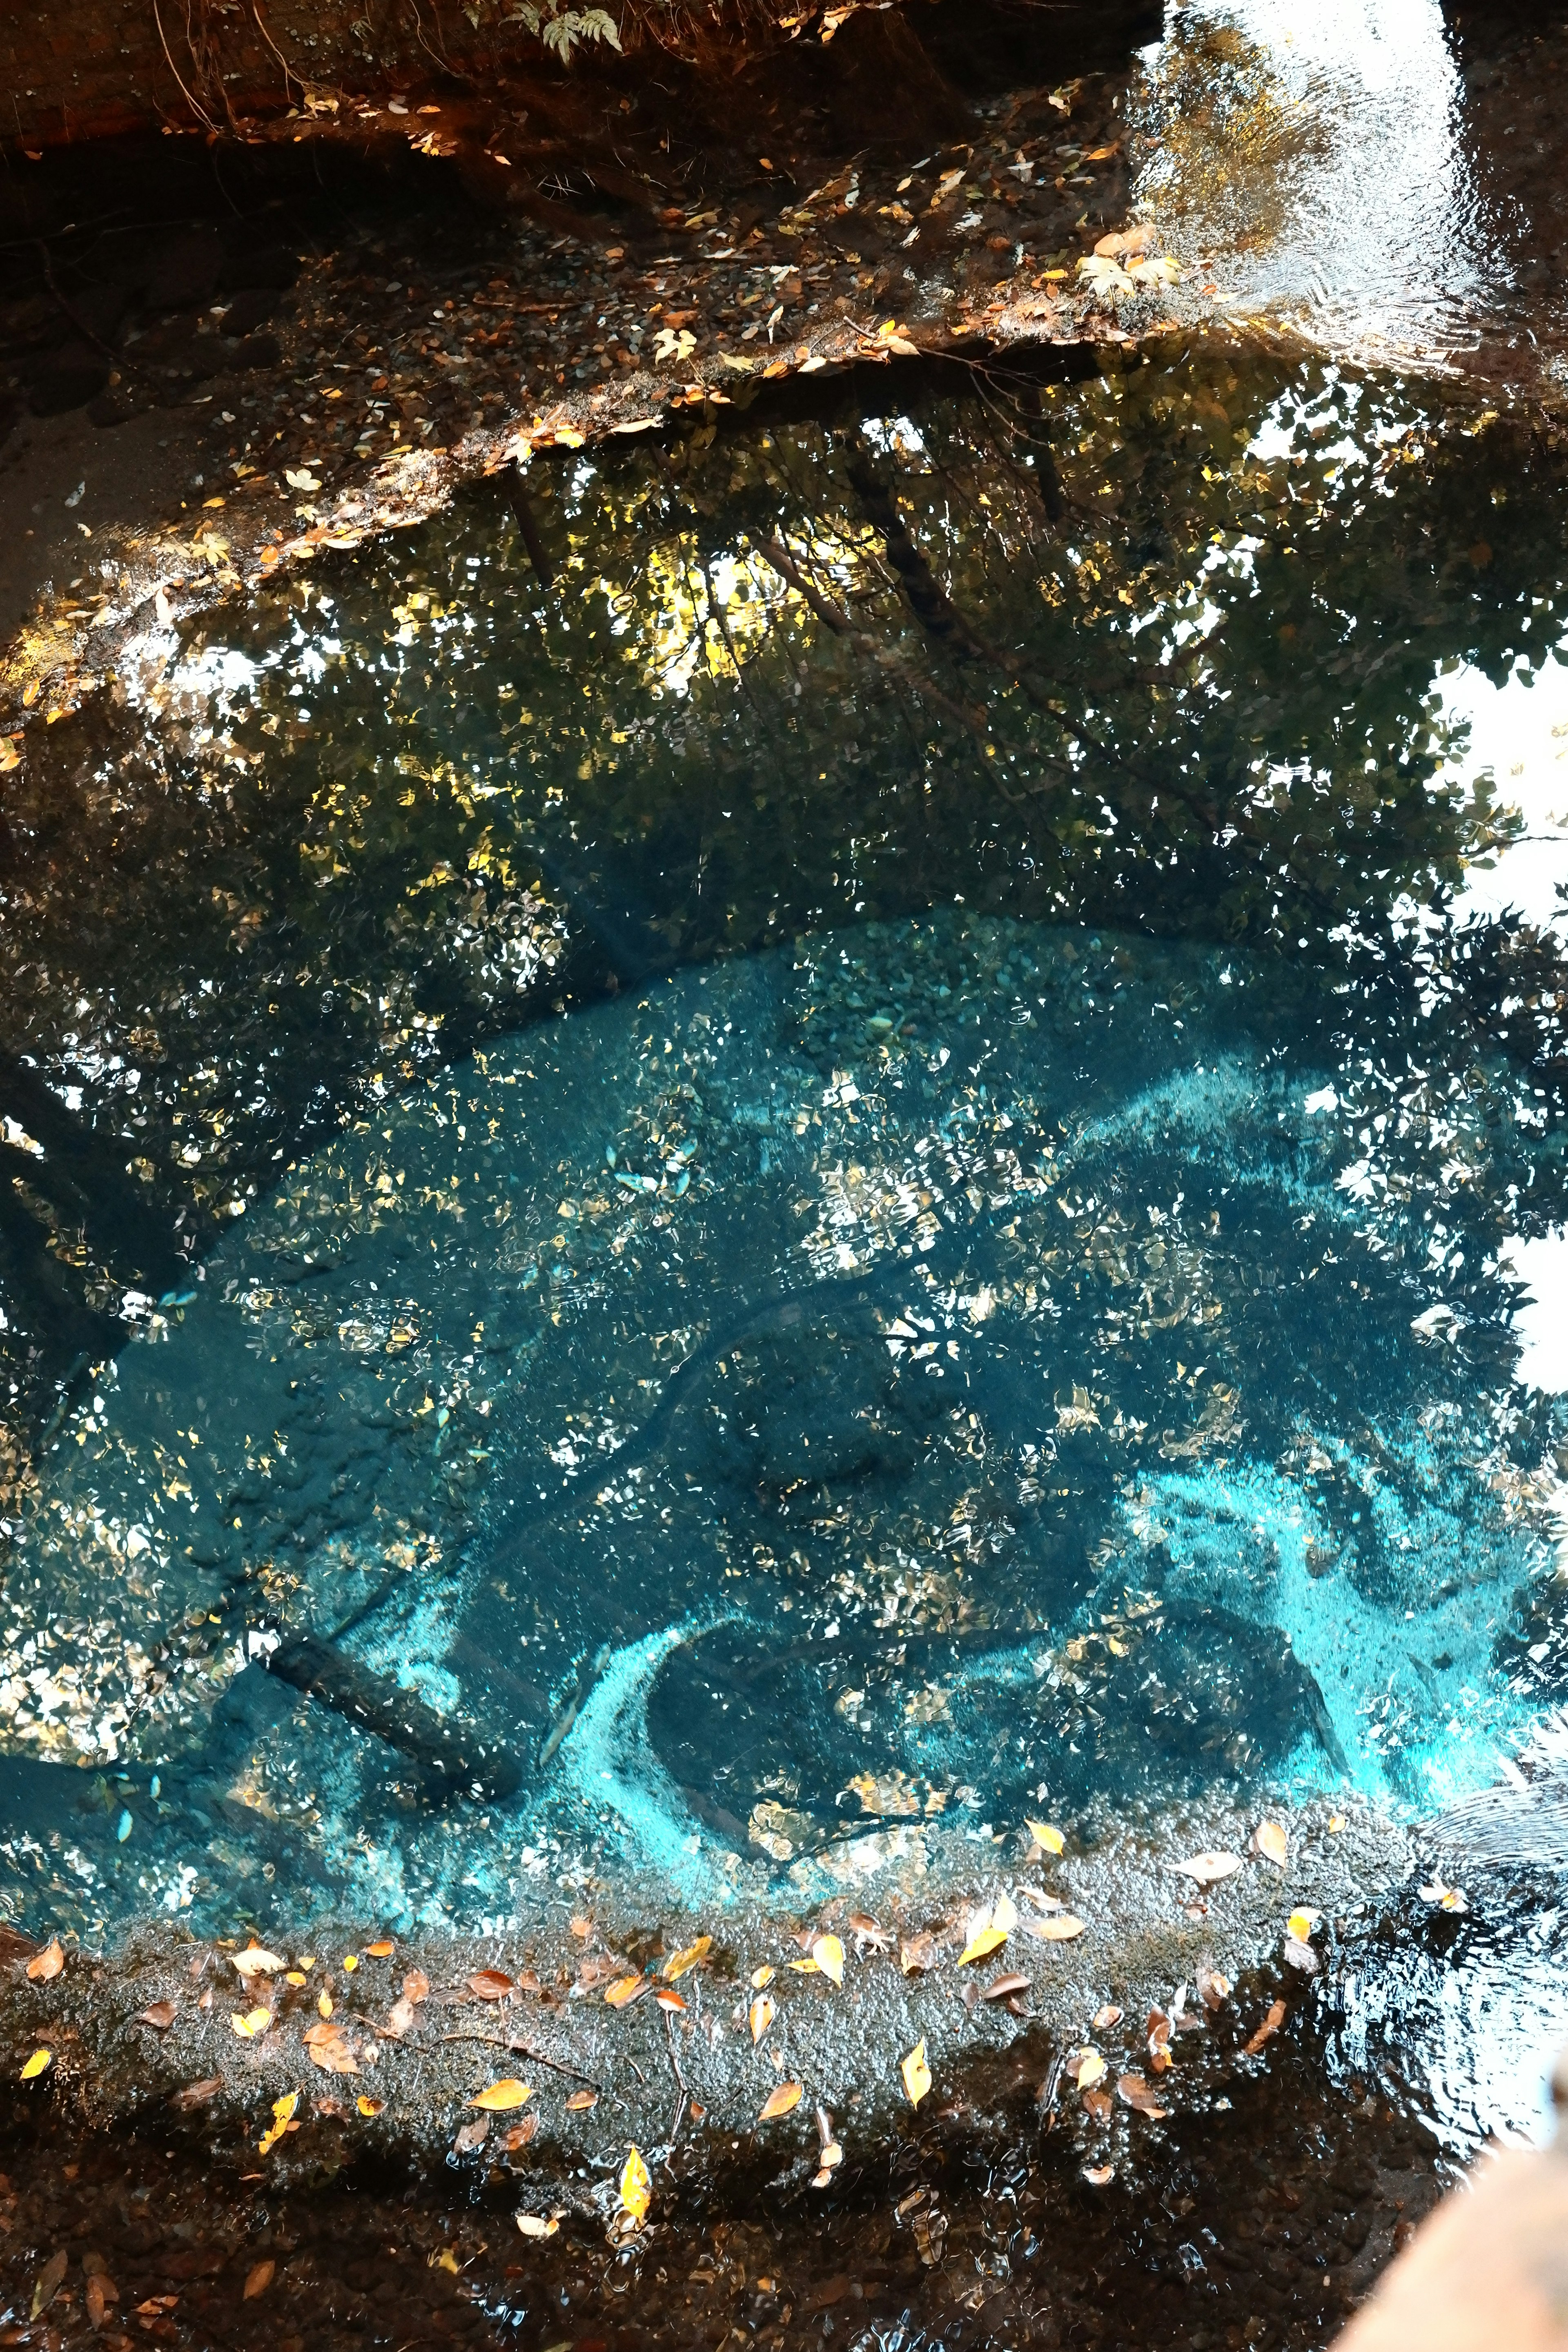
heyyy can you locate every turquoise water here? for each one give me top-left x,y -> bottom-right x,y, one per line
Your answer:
4,343 -> 1568,2002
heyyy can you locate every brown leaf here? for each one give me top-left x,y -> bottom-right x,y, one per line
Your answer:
454,2115 -> 490,2153
1196,1964 -> 1231,2011
403,1968 -> 431,2004
26,1940 -> 65,1984
982,1973 -> 1031,2002
170,2077 -> 223,2111
759,2081 -> 804,2121
1082,2087 -> 1113,2120
898,1932 -> 938,1975
243,2259 -> 275,2301
1091,2004 -> 1123,2030
574,1953 -> 628,1993
1082,2162 -> 1116,2185
565,2088 -> 598,2111
503,2111 -> 539,2150
847,1911 -> 894,1953
1116,2072 -> 1169,2118
468,1969 -> 513,2001
1243,1998 -> 1287,2056
85,2271 -> 118,2327
305,2023 -> 360,2076
134,2000 -> 175,2030
384,1996 -> 416,2039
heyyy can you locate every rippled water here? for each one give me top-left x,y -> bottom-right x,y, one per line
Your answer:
7,331 -> 1568,2149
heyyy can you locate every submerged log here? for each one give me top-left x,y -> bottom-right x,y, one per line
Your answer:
263,1634 -> 521,1800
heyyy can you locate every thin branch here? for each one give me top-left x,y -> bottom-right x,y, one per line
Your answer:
151,0 -> 218,132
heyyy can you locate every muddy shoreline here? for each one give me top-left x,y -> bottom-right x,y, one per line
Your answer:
0,1802 -> 1458,2349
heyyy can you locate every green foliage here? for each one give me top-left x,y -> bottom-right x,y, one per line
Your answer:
503,0 -> 621,61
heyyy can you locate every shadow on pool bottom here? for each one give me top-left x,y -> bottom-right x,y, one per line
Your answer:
0,1991 -> 1441,2352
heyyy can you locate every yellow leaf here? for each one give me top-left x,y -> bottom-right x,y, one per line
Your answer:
991,1892 -> 1019,1934
663,1934 -> 712,1981
258,2090 -> 299,2154
1253,1820 -> 1288,1867
318,1991 -> 334,2019
957,1925 -> 1007,1967
1026,1820 -> 1066,1854
787,1957 -> 819,1973
231,2007 -> 272,2038
759,2081 -> 804,2121
1286,1909 -> 1321,1943
901,2039 -> 931,2107
357,2096 -> 385,2116
1328,1813 -> 1347,1832
619,2145 -> 651,2223
1072,2051 -> 1107,2090
471,2079 -> 533,2112
604,1974 -> 648,2008
749,1994 -> 775,2044
342,1954 -> 359,1972
811,1933 -> 844,1987
750,1965 -> 775,1989
20,2048 -> 51,2081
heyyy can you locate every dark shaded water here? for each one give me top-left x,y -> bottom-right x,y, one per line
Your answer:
7,327 -> 1568,2153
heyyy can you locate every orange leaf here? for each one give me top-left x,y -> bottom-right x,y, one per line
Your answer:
759,2081 -> 804,2121
25,1940 -> 64,1983
604,1974 -> 649,2009
365,1940 -> 396,1958
749,1994 -> 775,2044
470,2079 -> 533,2112
468,1969 -> 513,2000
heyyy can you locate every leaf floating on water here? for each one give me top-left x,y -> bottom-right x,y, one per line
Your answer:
1025,1820 -> 1066,1855
1418,1880 -> 1470,1913
664,1934 -> 712,1981
454,2116 -> 490,2154
1025,1913 -> 1086,1943
750,1964 -> 776,1989
750,1994 -> 775,2044
759,2081 -> 804,2121
619,2144 -> 652,2224
304,2020 -> 360,2075
504,2114 -> 539,2150
468,1969 -> 513,2001
565,2088 -> 597,2111
138,2001 -> 176,2029
901,2040 -> 932,2107
655,1988 -> 687,2013
1067,2049 -> 1107,2090
232,1944 -> 286,1978
1252,1820 -> 1289,1868
517,2212 -> 560,2238
1116,2072 -> 1169,2118
957,1924 -> 1008,1967
811,1933 -> 845,1986
26,1940 -> 64,1983
604,1973 -> 650,2009
20,2048 -> 51,2081
1174,1852 -> 1243,1889
29,2247 -> 67,2320
243,2258 -> 275,2301
471,2079 -> 533,2112
231,2007 -> 273,2039
1243,1999 -> 1288,2056
258,2091 -> 299,2156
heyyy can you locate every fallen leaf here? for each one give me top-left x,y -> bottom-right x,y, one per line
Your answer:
1067,2049 -> 1107,2089
565,2088 -> 597,2111
1025,1820 -> 1066,1854
983,1973 -> 1031,2002
232,1944 -> 286,1978
1116,2072 -> 1169,2118
899,1933 -> 938,1975
385,1996 -> 416,2039
1283,1935 -> 1319,1974
750,1994 -> 775,2044
284,468 -> 321,494
620,2144 -> 651,2223
957,1924 -> 1008,1967
991,1891 -> 1019,1934
1082,2163 -> 1116,2185
403,1968 -> 431,2003
170,2076 -> 221,2109
1025,1913 -> 1086,1942
1094,223 -> 1152,258
751,1964 -> 777,1989
357,2096 -> 385,2116
1082,2088 -> 1114,2119
811,1933 -> 845,1986
85,2271 -> 117,2325
901,2040 -> 932,2107
365,1940 -> 395,1958
455,2116 -> 491,2154
230,2007 -> 272,2038
760,2081 -> 804,2120
317,1991 -> 333,2020
604,1974 -> 649,2008
471,2079 -> 533,2112
1174,1852 -> 1243,1889
1243,1999 -> 1287,2056
468,1969 -> 513,2000
655,1987 -> 688,2013
258,2091 -> 298,2156
26,1939 -> 64,1983
243,2258 -> 275,2300
1253,1821 -> 1289,1868
1287,1908 -> 1322,1941
517,2212 -> 560,2238
1092,2004 -> 1124,2031
664,1935 -> 713,1981
138,2001 -> 176,2029
305,2023 -> 359,2076
31,2249 -> 67,2320
504,2113 -> 539,2150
